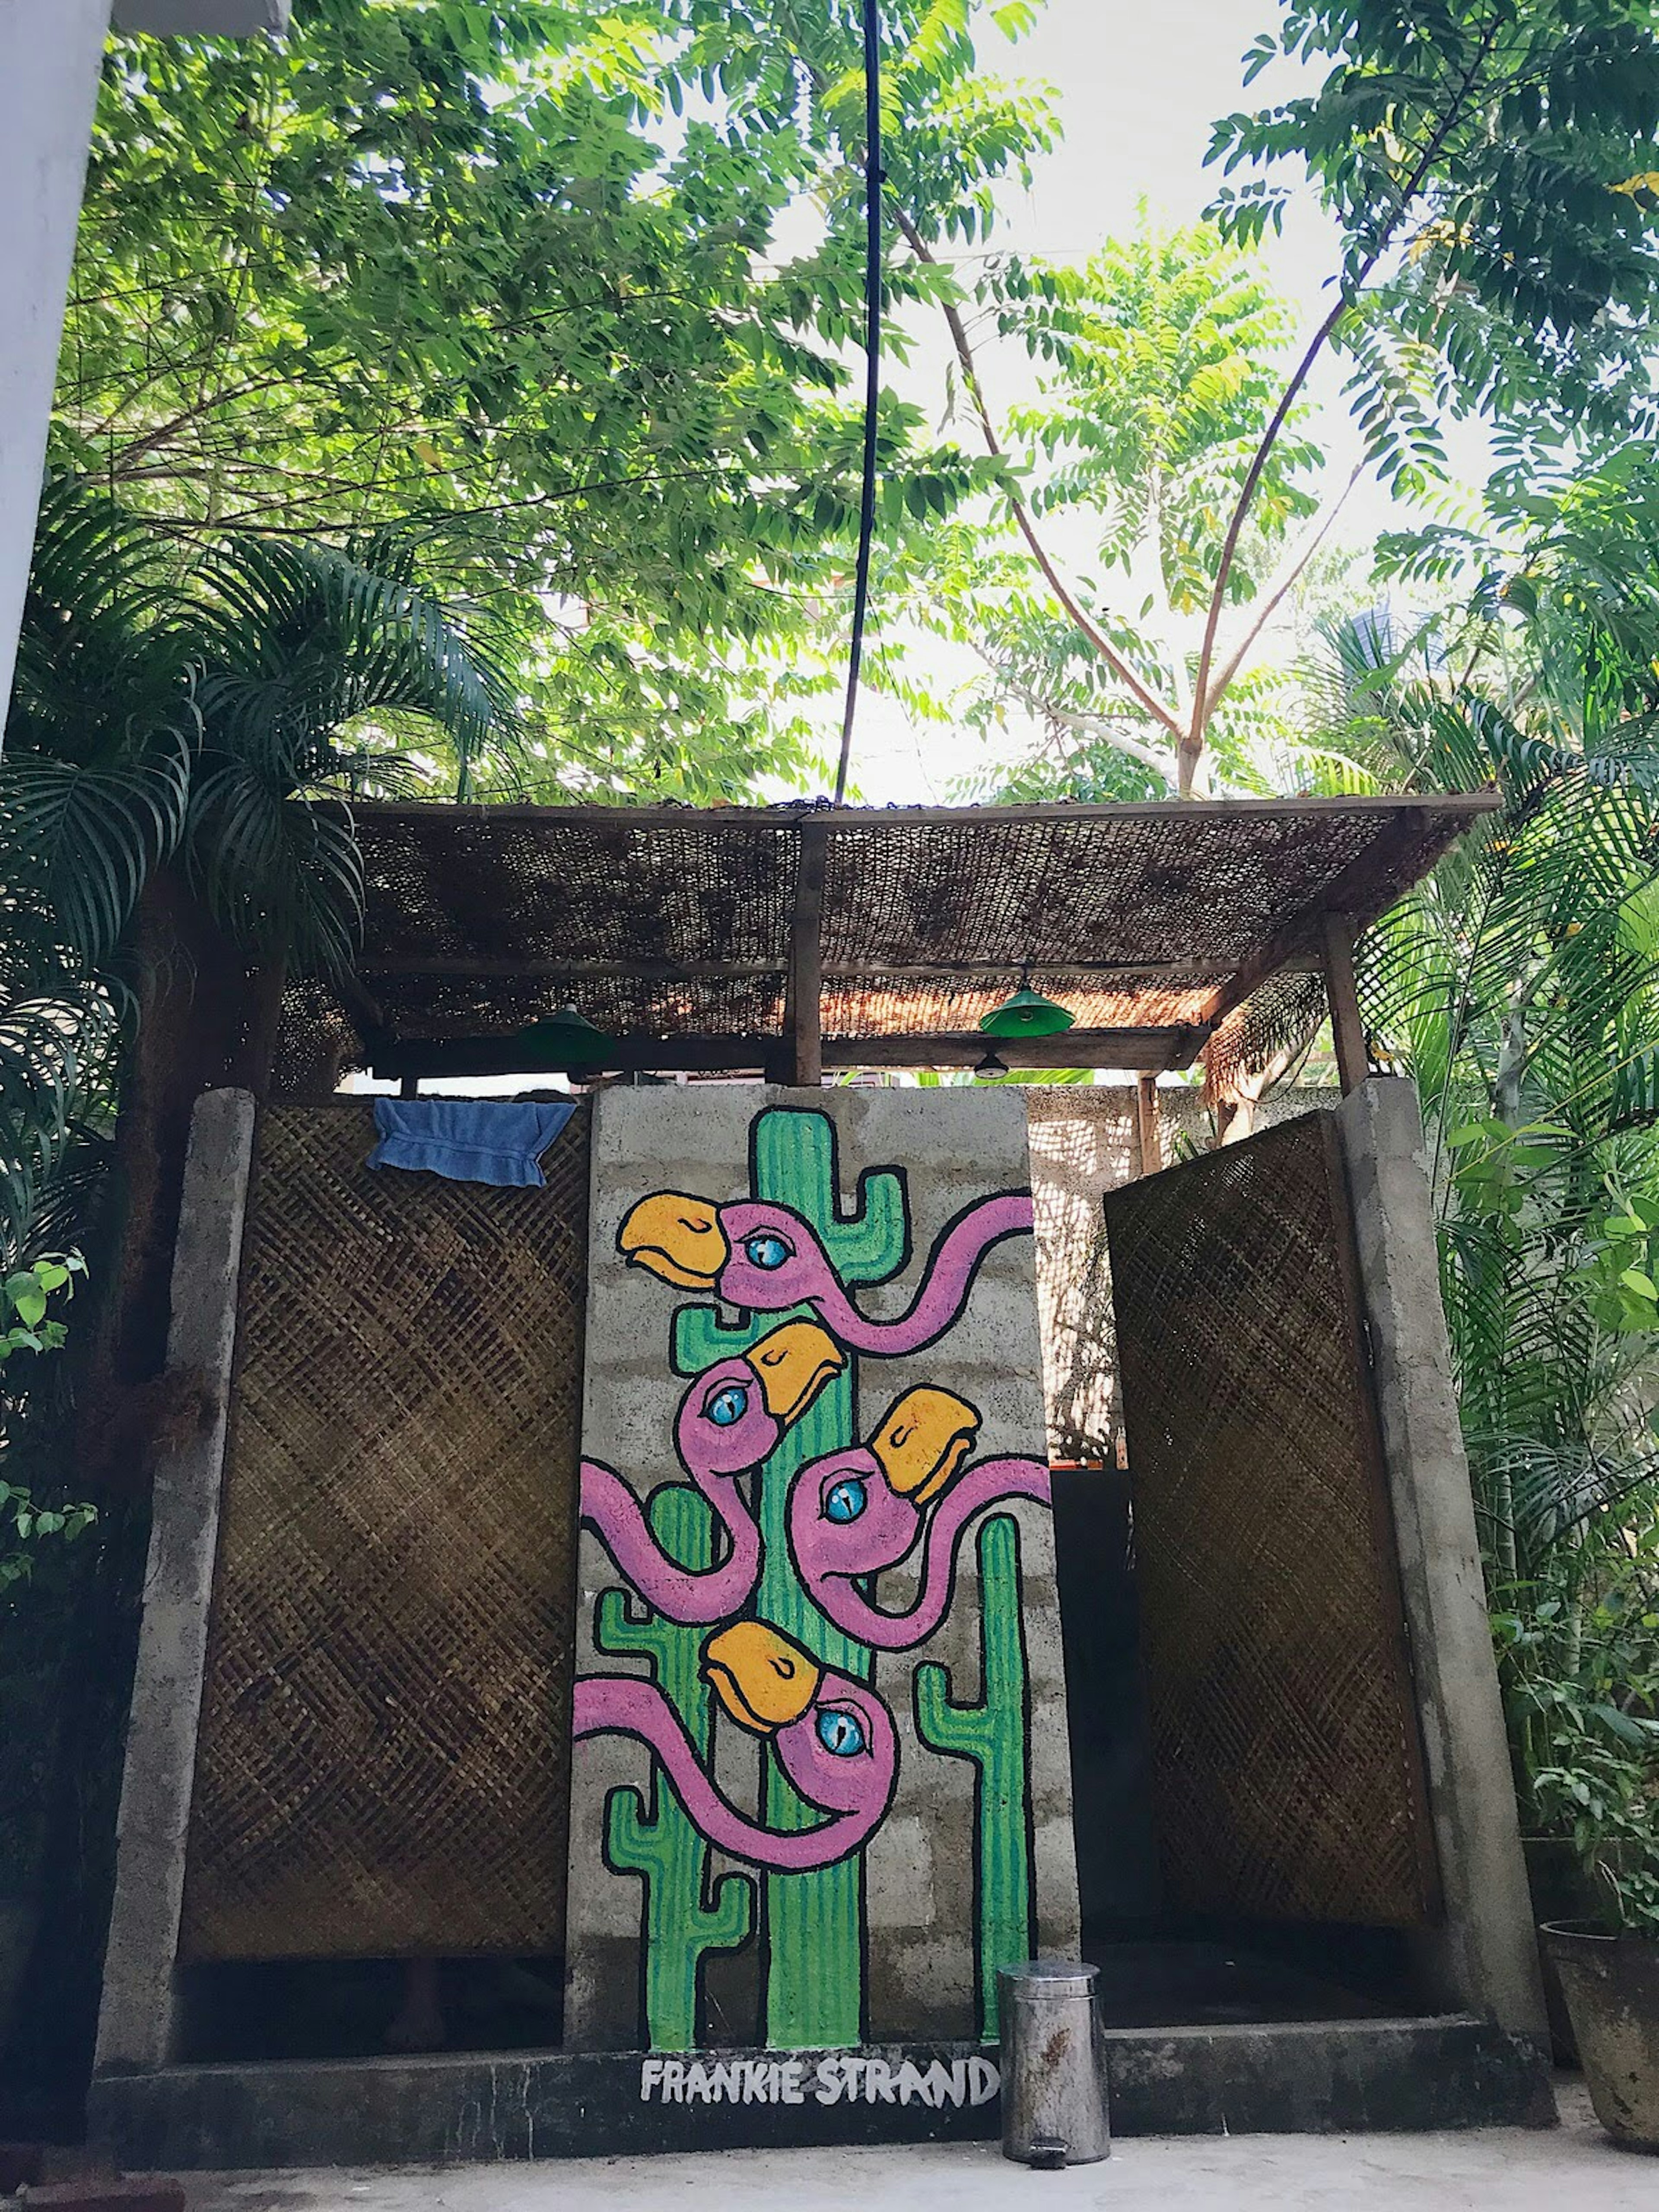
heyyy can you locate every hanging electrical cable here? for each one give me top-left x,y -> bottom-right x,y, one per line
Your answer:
831,0 -> 883,806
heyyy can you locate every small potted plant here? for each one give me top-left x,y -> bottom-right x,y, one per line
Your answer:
1535,1675 -> 1659,2148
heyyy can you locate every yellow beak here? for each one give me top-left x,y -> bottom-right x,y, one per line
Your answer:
702,1621 -> 823,1735
617,1192 -> 729,1290
750,1320 -> 845,1423
870,1387 -> 981,1505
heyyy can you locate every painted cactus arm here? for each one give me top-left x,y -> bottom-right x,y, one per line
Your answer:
912,1514 -> 1034,2042
594,1487 -> 753,2050
805,1459 -> 1052,1651
751,1108 -> 910,1286
582,1460 -> 759,1625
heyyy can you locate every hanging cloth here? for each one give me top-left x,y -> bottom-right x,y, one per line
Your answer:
368,1098 -> 575,1189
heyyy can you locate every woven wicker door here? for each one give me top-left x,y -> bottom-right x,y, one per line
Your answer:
179,1101 -> 588,1962
1103,1110 -> 1438,1927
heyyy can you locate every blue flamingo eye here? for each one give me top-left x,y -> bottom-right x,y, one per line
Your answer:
744,1232 -> 792,1272
823,1476 -> 867,1525
706,1383 -> 749,1427
815,1707 -> 866,1758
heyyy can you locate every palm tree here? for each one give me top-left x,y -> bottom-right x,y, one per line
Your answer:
1,478 -> 516,1264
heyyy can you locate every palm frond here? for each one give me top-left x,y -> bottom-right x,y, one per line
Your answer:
191,534 -> 519,797
0,723 -> 195,966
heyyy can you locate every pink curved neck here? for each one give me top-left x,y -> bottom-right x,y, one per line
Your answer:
808,1192 -> 1033,1354
580,1461 -> 759,1625
805,1459 -> 1052,1650
572,1675 -> 877,1872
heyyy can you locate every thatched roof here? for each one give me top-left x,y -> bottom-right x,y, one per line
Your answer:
298,794 -> 1495,1084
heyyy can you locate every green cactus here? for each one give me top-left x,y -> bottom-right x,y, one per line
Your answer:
595,1484 -> 754,2050
913,1513 -> 1034,2042
672,1106 -> 909,2049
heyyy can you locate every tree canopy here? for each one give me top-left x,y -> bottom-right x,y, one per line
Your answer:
1211,0 -> 1659,491
57,0 -> 1049,797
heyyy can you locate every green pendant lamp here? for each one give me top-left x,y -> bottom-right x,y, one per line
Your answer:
978,966 -> 1075,1041
512,1001 -> 616,1069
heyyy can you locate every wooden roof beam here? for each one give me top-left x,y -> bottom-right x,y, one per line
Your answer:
367,1025 -> 1205,1084
350,792 -> 1496,832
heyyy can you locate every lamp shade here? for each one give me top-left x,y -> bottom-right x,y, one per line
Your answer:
978,982 -> 1075,1039
513,1002 -> 615,1068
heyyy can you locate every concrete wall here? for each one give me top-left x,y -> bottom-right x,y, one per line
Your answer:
1336,1080 -> 1548,2042
566,1087 -> 1080,2052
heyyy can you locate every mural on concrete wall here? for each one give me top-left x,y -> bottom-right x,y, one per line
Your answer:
568,1097 -> 1076,2053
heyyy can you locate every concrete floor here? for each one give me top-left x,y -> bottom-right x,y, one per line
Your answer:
175,2085 -> 1658,2212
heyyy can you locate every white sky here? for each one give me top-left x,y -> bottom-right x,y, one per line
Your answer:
833,0 -> 1482,803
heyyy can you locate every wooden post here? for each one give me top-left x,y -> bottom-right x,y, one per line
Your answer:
1321,910 -> 1368,1096
1135,1073 -> 1163,1176
781,820 -> 827,1087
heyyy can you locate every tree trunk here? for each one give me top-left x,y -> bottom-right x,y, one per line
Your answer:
77,867 -> 285,1495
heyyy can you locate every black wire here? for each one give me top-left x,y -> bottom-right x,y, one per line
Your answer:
832,0 -> 882,806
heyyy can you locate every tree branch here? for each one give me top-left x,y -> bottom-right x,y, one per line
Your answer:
1043,702 -> 1254,795
890,207 -> 1185,744
1200,458 -> 1365,722
1186,8 -> 1510,792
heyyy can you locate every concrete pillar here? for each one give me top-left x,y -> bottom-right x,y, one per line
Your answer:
0,0 -> 112,728
95,1088 -> 256,2074
1336,1078 -> 1548,2043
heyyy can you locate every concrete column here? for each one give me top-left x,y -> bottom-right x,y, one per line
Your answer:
1336,1078 -> 1548,2043
0,0 -> 112,728
95,1088 -> 257,2075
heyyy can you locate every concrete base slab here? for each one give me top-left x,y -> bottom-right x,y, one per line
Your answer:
90,2018 -> 1551,2171
154,2085 -> 1659,2212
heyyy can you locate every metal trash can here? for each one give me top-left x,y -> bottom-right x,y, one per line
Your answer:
997,1959 -> 1111,2168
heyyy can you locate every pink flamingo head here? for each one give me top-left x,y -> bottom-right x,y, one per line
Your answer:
701,1621 -> 897,1830
788,1387 -> 982,1576
619,1192 -> 833,1313
619,1185 -> 1033,1358
718,1201 -> 839,1312
675,1321 -> 844,1478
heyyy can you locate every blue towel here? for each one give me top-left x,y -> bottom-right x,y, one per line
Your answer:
368,1098 -> 576,1188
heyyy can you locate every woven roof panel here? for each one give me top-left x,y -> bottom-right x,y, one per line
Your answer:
361,809 -> 795,968
366,970 -> 785,1042
349,798 -> 1491,1042
819,813 -> 1378,969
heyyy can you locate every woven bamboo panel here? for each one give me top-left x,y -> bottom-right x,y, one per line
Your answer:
1103,1112 -> 1438,1927
1023,1087 -> 1288,1464
179,1100 -> 588,1962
